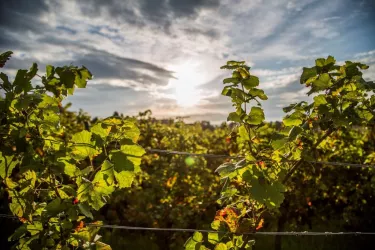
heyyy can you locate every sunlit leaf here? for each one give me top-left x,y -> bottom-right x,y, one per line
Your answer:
0,153 -> 18,179
71,131 -> 98,160
242,76 -> 259,89
247,107 -> 264,125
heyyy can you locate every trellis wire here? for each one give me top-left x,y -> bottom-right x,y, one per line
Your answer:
146,148 -> 375,169
86,224 -> 375,236
0,215 -> 373,236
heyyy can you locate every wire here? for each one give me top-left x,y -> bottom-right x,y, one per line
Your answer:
147,148 -> 243,159
1,134 -> 373,168
73,223 -> 375,236
0,215 -> 373,236
146,148 -> 375,169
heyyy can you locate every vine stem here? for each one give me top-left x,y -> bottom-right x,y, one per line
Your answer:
244,124 -> 257,157
282,127 -> 334,184
241,83 -> 247,114
239,212 -> 265,250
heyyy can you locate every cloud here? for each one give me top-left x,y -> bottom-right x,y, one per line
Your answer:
0,0 -> 374,124
75,0 -> 220,35
0,0 -> 49,32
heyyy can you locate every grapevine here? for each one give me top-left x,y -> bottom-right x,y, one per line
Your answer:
0,51 -> 145,249
185,57 -> 375,249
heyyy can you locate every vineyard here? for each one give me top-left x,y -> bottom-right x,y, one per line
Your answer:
1,50 -> 375,250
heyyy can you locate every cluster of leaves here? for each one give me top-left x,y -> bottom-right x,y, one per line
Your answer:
51,107 -> 375,250
1,49 -> 375,250
98,113 -> 233,249
49,57 -> 375,250
185,56 -> 375,249
0,51 -> 145,249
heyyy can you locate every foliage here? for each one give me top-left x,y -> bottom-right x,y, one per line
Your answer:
185,56 -> 375,249
0,51 -> 144,249
1,49 -> 375,250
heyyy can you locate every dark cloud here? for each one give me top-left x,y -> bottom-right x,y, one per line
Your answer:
0,32 -> 25,51
0,0 -> 49,32
65,50 -> 174,87
169,0 -> 219,17
183,28 -> 220,39
77,0 -> 220,35
2,30 -> 175,89
56,26 -> 77,35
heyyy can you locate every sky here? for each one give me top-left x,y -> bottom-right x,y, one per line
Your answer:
0,0 -> 374,124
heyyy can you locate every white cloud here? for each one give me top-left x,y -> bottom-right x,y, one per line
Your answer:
1,0 -> 373,123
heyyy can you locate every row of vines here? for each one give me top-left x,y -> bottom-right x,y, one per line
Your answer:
1,50 -> 375,249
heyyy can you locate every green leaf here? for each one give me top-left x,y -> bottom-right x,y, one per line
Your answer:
208,233 -> 220,244
238,125 -> 250,143
91,122 -> 111,140
14,69 -> 32,94
0,72 -> 11,91
221,87 -> 232,96
282,102 -> 307,113
283,112 -> 304,126
110,145 -> 144,188
356,109 -> 374,121
325,55 -> 336,66
95,241 -> 112,250
10,199 -> 26,217
78,203 -> 93,220
313,95 -> 328,106
58,68 -> 75,89
192,232 -> 203,242
223,78 -> 240,84
71,131 -> 98,160
315,58 -> 326,67
185,232 -> 203,250
0,51 -> 13,67
300,67 -> 317,84
238,68 -> 250,79
0,153 -> 18,179
26,222 -> 43,236
27,63 -> 38,79
227,112 -> 241,122
243,171 -> 285,208
46,65 -> 54,78
309,73 -> 331,94
72,221 -> 102,242
315,56 -> 336,68
215,243 -> 227,250
44,198 -> 67,217
114,171 -> 135,188
288,126 -> 303,140
271,138 -> 288,150
75,66 -> 92,88
247,107 -> 265,125
9,224 -> 27,241
227,60 -> 245,66
77,180 -> 115,210
58,158 -> 80,177
242,76 -> 259,89
249,88 -> 268,100
120,144 -> 145,163
215,163 -> 236,178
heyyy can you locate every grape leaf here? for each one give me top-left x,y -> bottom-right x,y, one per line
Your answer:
242,76 -> 259,89
71,131 -> 98,160
0,153 -> 18,179
247,107 -> 265,125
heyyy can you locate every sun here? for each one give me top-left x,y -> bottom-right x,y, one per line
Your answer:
170,63 -> 202,107
174,79 -> 199,107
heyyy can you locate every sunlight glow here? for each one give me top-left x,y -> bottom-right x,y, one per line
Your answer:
170,62 -> 203,107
